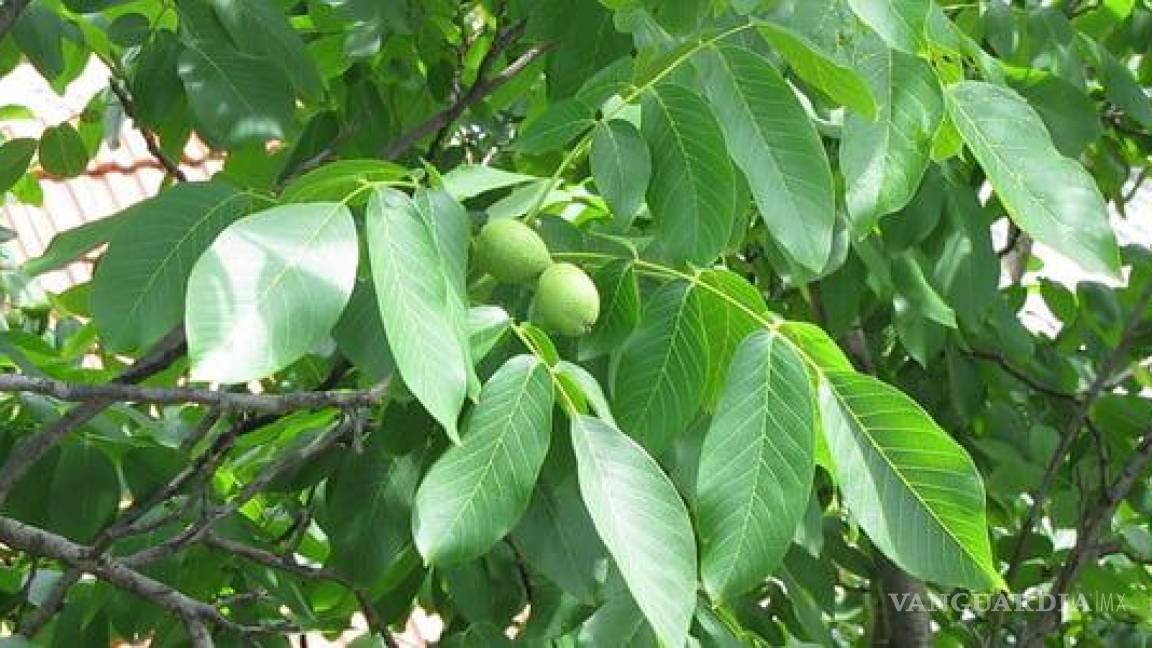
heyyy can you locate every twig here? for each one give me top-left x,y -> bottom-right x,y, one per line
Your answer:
0,0 -> 31,42
966,349 -> 1082,402
203,532 -> 391,640
0,328 -> 187,505
123,413 -> 366,566
107,78 -> 188,182
0,373 -> 389,413
381,25 -> 549,159
17,565 -> 79,636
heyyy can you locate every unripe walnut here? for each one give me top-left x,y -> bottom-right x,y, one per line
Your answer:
531,263 -> 600,337
474,218 -> 552,284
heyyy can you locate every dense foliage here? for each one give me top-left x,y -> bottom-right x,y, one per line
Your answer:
1,0 -> 1151,645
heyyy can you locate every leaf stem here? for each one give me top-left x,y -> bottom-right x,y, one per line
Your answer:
522,21 -> 758,223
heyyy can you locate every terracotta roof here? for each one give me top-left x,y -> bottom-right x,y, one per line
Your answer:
1,61 -> 219,293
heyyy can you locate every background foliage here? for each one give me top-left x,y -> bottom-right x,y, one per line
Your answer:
1,0 -> 1151,645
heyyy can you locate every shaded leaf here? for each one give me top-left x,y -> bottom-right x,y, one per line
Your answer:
177,42 -> 295,147
580,259 -> 640,360
38,124 -> 89,177
0,138 -> 37,194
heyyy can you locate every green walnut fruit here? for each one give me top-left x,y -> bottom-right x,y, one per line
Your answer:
531,263 -> 600,337
475,218 -> 553,284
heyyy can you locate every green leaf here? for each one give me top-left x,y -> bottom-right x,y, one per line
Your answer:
332,279 -> 394,381
92,183 -> 252,352
577,593 -> 656,646
590,120 -> 651,224
468,306 -> 512,363
281,160 -> 409,203
412,188 -> 481,398
556,360 -> 617,426
946,81 -> 1121,278
695,45 -> 835,272
512,459 -> 609,603
891,254 -> 956,328
49,443 -> 118,543
185,202 -> 358,383
413,355 -> 554,565
641,83 -> 740,266
177,42 -> 296,147
515,98 -> 596,154
757,22 -> 877,118
207,0 -> 322,100
846,0 -> 929,54
12,4 -> 70,81
642,0 -> 709,34
23,215 -> 131,276
0,138 -> 36,194
611,281 -> 709,453
440,165 -> 537,201
841,38 -> 943,234
38,124 -> 89,178
694,269 -> 770,409
1087,38 -> 1152,129
571,415 -> 697,648
698,330 -> 816,601
1010,70 -> 1103,157
819,371 -> 1003,590
320,440 -> 423,587
580,259 -> 640,360
367,187 -> 471,440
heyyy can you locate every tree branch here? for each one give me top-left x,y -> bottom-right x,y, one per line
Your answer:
0,328 -> 187,506
202,532 -> 393,643
966,349 -> 1082,402
108,77 -> 188,182
1002,278 -> 1152,587
381,23 -> 550,159
1020,426 -> 1152,644
122,413 -> 364,567
0,373 -> 388,413
0,515 -> 237,641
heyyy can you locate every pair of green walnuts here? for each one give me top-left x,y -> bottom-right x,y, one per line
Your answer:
474,219 -> 600,337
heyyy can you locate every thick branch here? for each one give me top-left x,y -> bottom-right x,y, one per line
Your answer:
0,516 -> 233,639
0,0 -> 32,41
0,373 -> 388,413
